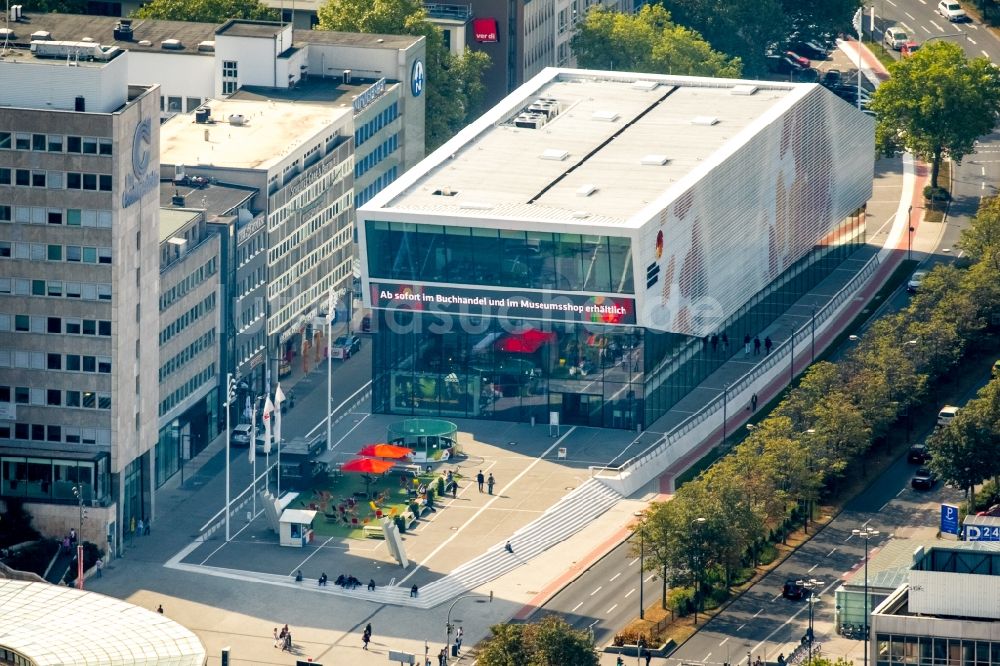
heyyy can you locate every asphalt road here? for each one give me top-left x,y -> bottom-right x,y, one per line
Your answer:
532,536 -> 665,646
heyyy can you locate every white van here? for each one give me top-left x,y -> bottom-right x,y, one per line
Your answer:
937,405 -> 960,427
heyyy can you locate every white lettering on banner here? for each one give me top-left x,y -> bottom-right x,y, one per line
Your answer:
237,216 -> 266,245
378,290 -> 627,316
353,78 -> 386,113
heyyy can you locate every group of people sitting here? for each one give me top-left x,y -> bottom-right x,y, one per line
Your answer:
333,574 -> 363,589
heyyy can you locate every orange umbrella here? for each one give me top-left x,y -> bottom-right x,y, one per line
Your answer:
341,457 -> 396,474
357,443 -> 413,459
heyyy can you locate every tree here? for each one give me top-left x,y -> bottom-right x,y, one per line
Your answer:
133,0 -> 277,22
869,41 -> 1000,190
317,0 -> 490,150
20,0 -> 88,13
571,5 -> 741,78
477,616 -> 599,666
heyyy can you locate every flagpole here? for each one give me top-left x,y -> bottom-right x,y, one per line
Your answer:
327,288 -> 338,453
273,384 -> 283,497
225,373 -> 233,542
251,395 -> 257,521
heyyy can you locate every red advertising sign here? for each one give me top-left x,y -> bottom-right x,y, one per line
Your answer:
473,18 -> 498,43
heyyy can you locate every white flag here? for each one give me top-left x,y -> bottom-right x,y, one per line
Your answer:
326,288 -> 336,324
263,396 -> 275,455
273,384 -> 285,450
248,399 -> 256,464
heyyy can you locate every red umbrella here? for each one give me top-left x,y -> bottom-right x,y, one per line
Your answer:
341,457 -> 396,474
495,328 -> 556,354
357,443 -> 413,459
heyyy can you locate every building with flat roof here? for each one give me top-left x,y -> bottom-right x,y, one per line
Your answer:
0,579 -> 206,666
359,68 -> 873,428
160,95 -> 355,392
870,542 -> 1000,666
0,44 -> 160,553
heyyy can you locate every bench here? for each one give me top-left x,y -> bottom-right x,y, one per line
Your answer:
362,525 -> 384,539
401,511 -> 417,529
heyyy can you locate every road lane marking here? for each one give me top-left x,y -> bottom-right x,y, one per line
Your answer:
887,0 -> 897,5
737,624 -> 746,632
753,609 -> 763,618
880,500 -> 892,511
306,380 -> 372,438
609,573 -> 621,583
930,19 -> 945,31
984,50 -> 991,59
968,37 -> 978,44
844,533 -> 854,542
808,564 -> 818,573
628,557 -> 639,567
969,22 -> 979,28
920,25 -> 931,33
591,586 -> 602,596
645,573 -> 656,583
704,653 -> 713,662
983,166 -> 987,175
906,11 -> 915,19
720,637 -> 730,647
773,593 -> 783,601
827,548 -> 838,557
607,603 -> 618,614
897,487 -> 906,496
748,579 -> 840,659
625,588 -> 635,598
572,602 -> 583,612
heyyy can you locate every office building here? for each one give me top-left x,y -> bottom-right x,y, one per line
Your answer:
159,94 -> 354,395
0,44 -> 160,553
358,68 -> 873,429
155,204 -> 222,487
870,543 -> 1000,666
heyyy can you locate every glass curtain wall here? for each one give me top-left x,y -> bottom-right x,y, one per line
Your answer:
876,634 -> 1000,666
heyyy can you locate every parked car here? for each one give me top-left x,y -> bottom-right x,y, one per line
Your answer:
911,467 -> 938,490
330,334 -> 362,359
937,0 -> 968,21
785,51 -> 810,68
907,270 -> 928,293
907,444 -> 931,464
884,27 -> 909,50
793,67 -> 820,83
782,579 -> 809,600
822,69 -> 843,89
790,40 -> 830,60
231,423 -> 253,447
766,54 -> 809,76
937,405 -> 960,427
901,41 -> 921,57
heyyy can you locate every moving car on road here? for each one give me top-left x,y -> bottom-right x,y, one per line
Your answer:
884,27 -> 909,50
911,467 -> 938,490
231,423 -> 252,447
901,41 -> 921,57
907,270 -> 928,293
782,579 -> 810,600
907,444 -> 931,464
331,334 -> 362,360
937,0 -> 969,21
937,405 -> 960,427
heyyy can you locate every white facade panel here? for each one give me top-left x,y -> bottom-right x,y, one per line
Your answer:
128,52 -> 215,106
633,87 -> 873,334
0,55 -> 127,112
909,570 -> 1000,619
215,30 -> 294,93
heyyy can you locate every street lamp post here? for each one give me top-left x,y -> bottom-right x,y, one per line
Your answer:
810,306 -> 816,362
797,578 -> 823,664
853,526 -> 880,666
691,517 -> 707,624
445,592 -> 492,665
71,484 -> 87,589
907,205 -> 914,261
804,429 -> 816,533
224,373 -> 236,542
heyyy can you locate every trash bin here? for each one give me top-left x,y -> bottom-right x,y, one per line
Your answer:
451,644 -> 459,657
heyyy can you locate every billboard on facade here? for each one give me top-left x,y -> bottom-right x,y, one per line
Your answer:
473,18 -> 499,42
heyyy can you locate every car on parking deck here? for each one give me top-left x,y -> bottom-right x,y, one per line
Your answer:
884,27 -> 909,50
907,444 -> 931,464
821,69 -> 843,89
937,0 -> 969,21
766,54 -> 809,75
911,467 -> 938,490
785,51 -> 810,68
330,334 -> 361,359
907,270 -> 928,293
790,40 -> 830,60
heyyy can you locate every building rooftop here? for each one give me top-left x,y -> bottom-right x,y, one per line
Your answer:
0,40 -> 123,67
159,98 -> 351,171
0,13 -> 421,58
232,76 -> 394,112
843,537 -> 938,591
215,19 -> 284,38
366,69 -> 811,228
159,178 -> 257,218
0,580 -> 206,666
913,541 -> 1000,574
159,208 -> 201,244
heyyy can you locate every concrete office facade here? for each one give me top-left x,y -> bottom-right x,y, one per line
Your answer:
0,46 -> 160,552
359,69 -> 873,429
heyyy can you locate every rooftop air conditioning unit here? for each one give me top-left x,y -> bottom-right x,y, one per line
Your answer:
228,114 -> 245,126
113,19 -> 134,41
343,69 -> 352,84
30,30 -> 52,41
514,113 -> 546,130
161,38 -> 183,50
0,28 -> 14,40
197,40 -> 215,52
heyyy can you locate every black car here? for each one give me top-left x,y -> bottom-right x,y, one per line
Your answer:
792,68 -> 820,83
790,40 -> 830,60
911,467 -> 937,491
907,444 -> 931,464
782,579 -> 809,600
766,54 -> 809,76
821,69 -> 843,89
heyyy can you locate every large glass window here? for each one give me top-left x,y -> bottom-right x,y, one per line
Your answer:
366,221 -> 635,294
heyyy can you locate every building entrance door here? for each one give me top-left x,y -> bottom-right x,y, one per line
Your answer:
558,393 -> 602,427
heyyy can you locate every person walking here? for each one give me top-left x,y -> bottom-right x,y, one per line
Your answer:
721,333 -> 729,353
95,557 -> 103,578
410,584 -> 419,597
137,519 -> 144,536
284,630 -> 292,652
743,334 -> 751,357
753,336 -> 762,356
156,604 -> 164,614
476,470 -> 484,492
143,518 -> 151,535
645,650 -> 652,666
764,336 -> 773,355
487,473 -> 495,495
751,393 -> 758,412
365,623 -> 372,640
273,627 -> 280,648
362,631 -> 370,651
505,540 -> 514,553
450,479 -> 458,499
710,334 -> 718,353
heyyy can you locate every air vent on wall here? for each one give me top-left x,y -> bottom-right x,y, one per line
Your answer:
731,84 -> 758,96
540,149 -> 569,161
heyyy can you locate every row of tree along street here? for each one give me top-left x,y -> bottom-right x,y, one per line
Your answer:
634,195 -> 1000,626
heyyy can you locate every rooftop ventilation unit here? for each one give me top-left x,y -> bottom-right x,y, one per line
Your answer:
514,113 -> 547,129
592,110 -> 619,122
161,38 -> 183,50
8,5 -> 23,21
632,80 -> 659,91
528,100 -> 559,119
433,187 -> 457,196
576,184 -> 597,197
197,40 -> 215,52
731,84 -> 759,96
30,30 -> 52,41
640,154 -> 669,166
138,40 -> 152,46
692,116 -> 719,126
81,37 -> 94,42
540,148 -> 569,161
31,40 -> 121,61
228,114 -> 245,126
0,28 -> 14,40
113,19 -> 133,41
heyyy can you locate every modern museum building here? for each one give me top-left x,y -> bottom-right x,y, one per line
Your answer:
358,68 -> 874,430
